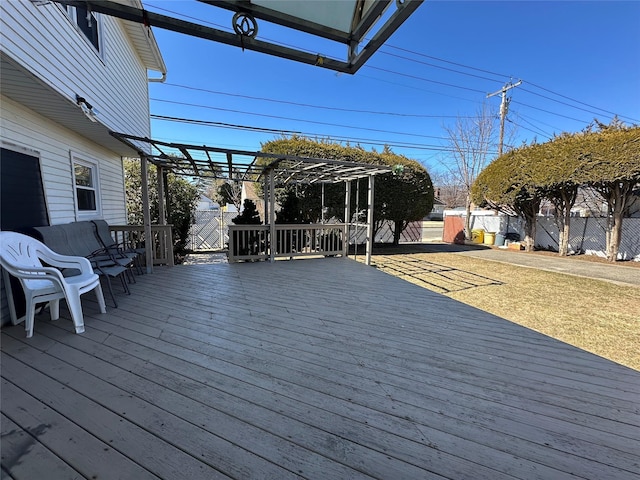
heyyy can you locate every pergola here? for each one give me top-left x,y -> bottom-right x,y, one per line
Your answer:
111,132 -> 392,271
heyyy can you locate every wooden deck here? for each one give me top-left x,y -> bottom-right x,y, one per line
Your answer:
1,258 -> 639,479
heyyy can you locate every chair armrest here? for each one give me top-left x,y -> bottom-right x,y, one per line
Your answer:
38,250 -> 94,275
4,265 -> 66,288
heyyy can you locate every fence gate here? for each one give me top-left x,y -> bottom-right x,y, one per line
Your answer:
188,210 -> 237,251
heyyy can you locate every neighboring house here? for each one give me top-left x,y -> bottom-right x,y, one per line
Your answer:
196,194 -> 220,211
538,187 -> 640,218
426,197 -> 446,220
1,0 -> 166,324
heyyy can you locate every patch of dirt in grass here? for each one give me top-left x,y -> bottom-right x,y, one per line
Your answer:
365,251 -> 640,370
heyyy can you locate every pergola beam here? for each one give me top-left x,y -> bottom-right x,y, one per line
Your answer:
178,147 -> 199,176
52,0 -> 423,74
110,132 -> 392,184
204,149 -> 217,173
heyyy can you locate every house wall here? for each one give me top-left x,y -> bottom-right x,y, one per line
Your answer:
1,96 -> 128,225
1,1 -> 158,326
0,0 -> 151,137
0,96 -> 130,326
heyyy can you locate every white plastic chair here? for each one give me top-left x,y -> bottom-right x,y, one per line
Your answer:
0,231 -> 106,338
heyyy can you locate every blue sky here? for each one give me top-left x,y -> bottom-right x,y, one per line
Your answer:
145,1 -> 640,174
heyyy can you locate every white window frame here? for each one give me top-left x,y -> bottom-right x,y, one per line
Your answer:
71,153 -> 102,220
64,5 -> 104,58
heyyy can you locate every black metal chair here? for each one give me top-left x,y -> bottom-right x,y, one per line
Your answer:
92,220 -> 144,274
32,224 -> 130,307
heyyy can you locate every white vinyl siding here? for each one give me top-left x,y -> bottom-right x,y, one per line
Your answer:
0,0 -> 151,138
0,96 -> 127,225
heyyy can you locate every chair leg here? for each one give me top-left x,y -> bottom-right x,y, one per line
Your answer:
134,256 -> 144,275
66,294 -> 85,335
94,284 -> 107,314
24,295 -> 36,338
126,266 -> 136,284
49,299 -> 60,321
101,275 -> 118,308
119,273 -> 130,295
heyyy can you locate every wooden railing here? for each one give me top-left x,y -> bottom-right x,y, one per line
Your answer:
109,224 -> 174,267
227,223 -> 347,263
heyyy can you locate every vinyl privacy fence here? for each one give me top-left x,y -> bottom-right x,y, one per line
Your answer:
466,214 -> 640,261
190,209 -> 639,260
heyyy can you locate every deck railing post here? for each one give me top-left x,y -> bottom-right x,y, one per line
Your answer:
366,175 -> 375,266
343,180 -> 351,259
269,169 -> 276,263
165,225 -> 174,266
141,156 -> 154,274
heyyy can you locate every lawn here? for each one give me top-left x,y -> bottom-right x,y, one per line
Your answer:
361,249 -> 640,371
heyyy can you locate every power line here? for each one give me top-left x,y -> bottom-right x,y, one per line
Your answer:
365,65 -> 487,94
150,114 -> 303,135
507,117 -> 552,140
525,81 -> 640,123
511,100 -> 590,123
516,112 -> 564,135
382,44 -> 638,124
382,44 -> 511,79
520,87 -> 637,122
357,74 -> 481,104
160,82 -> 473,119
150,97 -> 451,141
377,50 -> 506,84
150,114 -> 498,154
149,114 -> 439,149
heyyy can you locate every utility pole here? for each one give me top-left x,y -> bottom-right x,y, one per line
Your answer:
487,79 -> 522,156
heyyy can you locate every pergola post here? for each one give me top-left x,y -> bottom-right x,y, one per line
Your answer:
365,174 -> 375,266
269,168 -> 276,263
343,180 -> 351,259
321,183 -> 325,224
141,156 -> 153,274
156,166 -> 174,267
263,176 -> 269,225
157,165 -> 166,224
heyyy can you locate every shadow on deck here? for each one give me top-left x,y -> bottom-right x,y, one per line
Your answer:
2,258 -> 638,479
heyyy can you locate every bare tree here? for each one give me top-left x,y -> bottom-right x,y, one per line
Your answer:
442,104 -> 499,238
205,177 -> 243,212
430,170 -> 467,208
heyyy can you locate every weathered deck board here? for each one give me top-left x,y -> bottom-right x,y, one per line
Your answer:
0,374 -> 161,480
1,413 -> 82,480
2,258 -> 639,479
